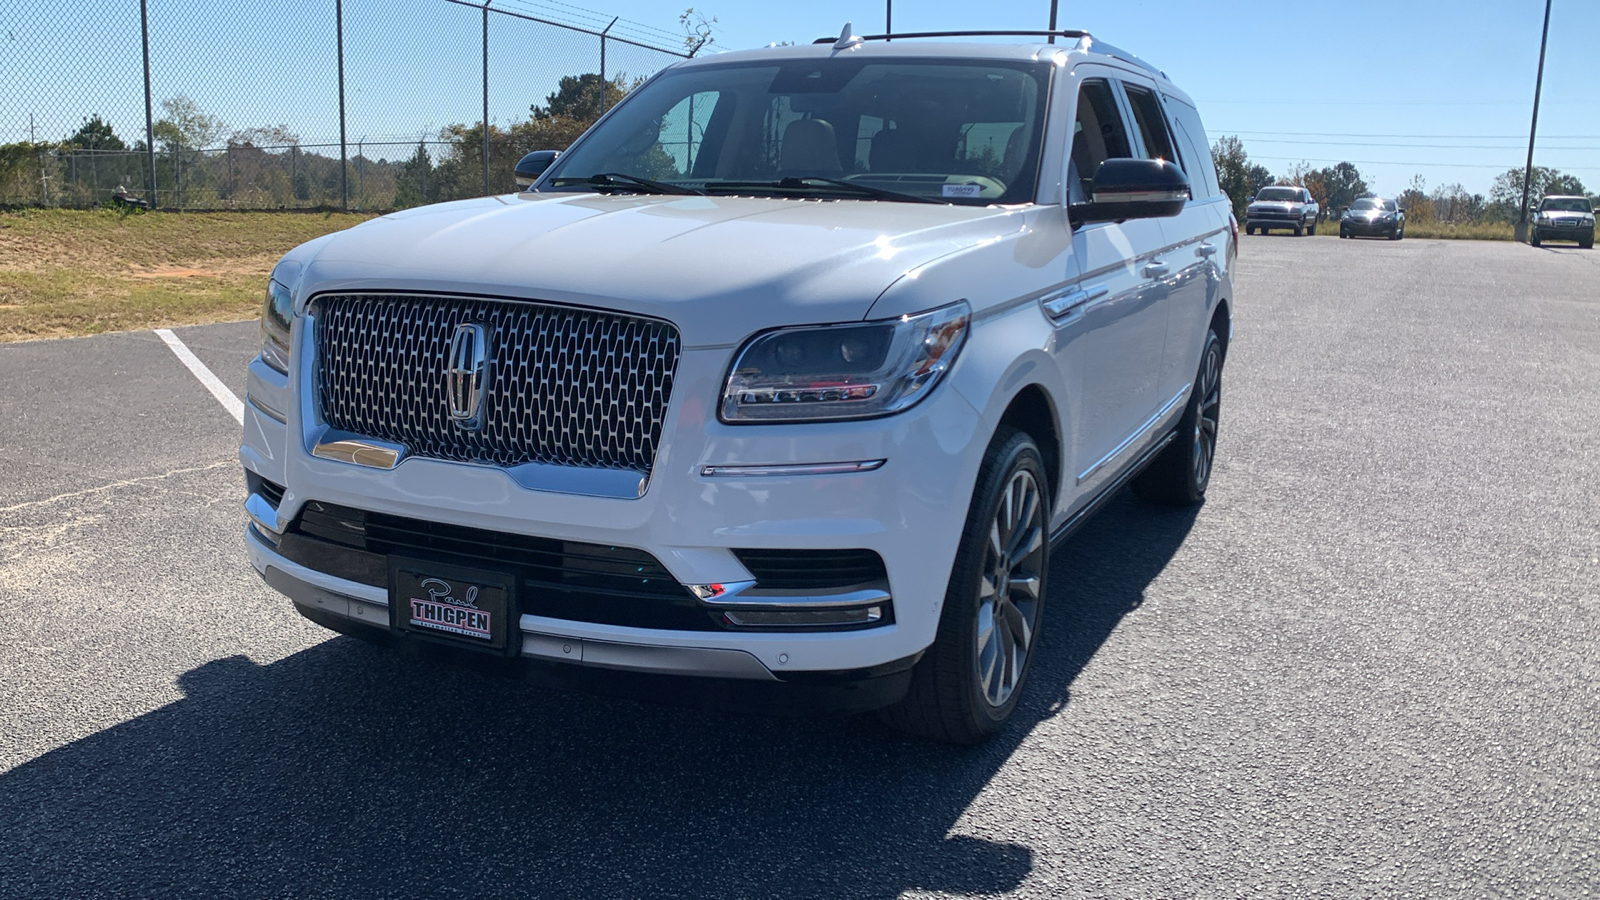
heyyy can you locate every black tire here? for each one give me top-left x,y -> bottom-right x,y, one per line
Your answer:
1580,230 -> 1593,250
1293,224 -> 1303,237
881,427 -> 1049,744
1133,329 -> 1222,506
1245,225 -> 1254,236
1339,227 -> 1349,239
1389,226 -> 1401,241
1531,231 -> 1541,247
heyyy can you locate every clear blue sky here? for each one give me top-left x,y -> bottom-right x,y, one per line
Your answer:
598,0 -> 1600,198
4,0 -> 1595,198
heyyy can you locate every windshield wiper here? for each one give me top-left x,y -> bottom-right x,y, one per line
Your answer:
549,172 -> 704,196
709,176 -> 947,205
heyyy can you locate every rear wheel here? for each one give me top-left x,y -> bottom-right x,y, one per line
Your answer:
882,428 -> 1048,744
1133,329 -> 1222,506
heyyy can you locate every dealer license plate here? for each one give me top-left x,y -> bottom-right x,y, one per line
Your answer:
388,559 -> 514,653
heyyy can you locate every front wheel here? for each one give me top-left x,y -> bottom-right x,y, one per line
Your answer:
1581,230 -> 1594,250
1133,328 -> 1222,506
882,428 -> 1049,744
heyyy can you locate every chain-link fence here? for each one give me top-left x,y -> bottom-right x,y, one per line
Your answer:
0,0 -> 687,210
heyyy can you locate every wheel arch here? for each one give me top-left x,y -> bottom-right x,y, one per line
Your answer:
996,383 -> 1063,509
1209,297 -> 1232,363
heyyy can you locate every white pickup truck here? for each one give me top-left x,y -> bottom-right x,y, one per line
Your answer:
1245,185 -> 1319,236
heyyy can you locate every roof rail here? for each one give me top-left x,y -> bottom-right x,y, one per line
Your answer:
812,29 -> 1090,45
1078,36 -> 1166,80
807,27 -> 1167,80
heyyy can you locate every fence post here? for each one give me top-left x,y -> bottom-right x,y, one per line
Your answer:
338,0 -> 349,210
140,0 -> 157,207
482,1 -> 492,196
599,17 -> 617,113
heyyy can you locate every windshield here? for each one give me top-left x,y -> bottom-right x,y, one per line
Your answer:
1255,187 -> 1299,202
542,57 -> 1051,206
1540,197 -> 1592,213
1350,198 -> 1393,211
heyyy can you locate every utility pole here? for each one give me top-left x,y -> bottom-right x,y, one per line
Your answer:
1515,0 -> 1552,243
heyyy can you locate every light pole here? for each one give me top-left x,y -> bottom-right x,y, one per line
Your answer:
1515,0 -> 1552,243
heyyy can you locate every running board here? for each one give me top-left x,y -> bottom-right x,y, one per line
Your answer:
1049,430 -> 1176,547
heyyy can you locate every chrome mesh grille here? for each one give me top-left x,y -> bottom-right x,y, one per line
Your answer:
314,293 -> 680,472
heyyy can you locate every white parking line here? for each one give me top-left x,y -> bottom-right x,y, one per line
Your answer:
155,329 -> 245,425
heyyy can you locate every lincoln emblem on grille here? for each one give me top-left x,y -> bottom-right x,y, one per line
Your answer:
446,323 -> 489,429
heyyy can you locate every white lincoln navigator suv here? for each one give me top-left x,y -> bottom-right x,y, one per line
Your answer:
242,26 -> 1235,743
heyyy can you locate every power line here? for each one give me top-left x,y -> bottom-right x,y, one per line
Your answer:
1238,138 -> 1599,150
1206,99 -> 1600,107
1249,154 -> 1600,173
1215,130 -> 1600,140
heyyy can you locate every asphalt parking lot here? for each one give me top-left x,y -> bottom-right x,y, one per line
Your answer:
1,235 -> 1596,898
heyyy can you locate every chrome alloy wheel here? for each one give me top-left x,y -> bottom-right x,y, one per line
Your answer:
975,468 -> 1046,708
1192,339 -> 1222,490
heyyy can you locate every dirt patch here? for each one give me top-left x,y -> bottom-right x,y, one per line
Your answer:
128,268 -> 213,279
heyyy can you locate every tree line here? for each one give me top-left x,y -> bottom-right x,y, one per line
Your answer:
0,74 -> 631,210
1209,134 -> 1596,226
8,89 -> 1594,221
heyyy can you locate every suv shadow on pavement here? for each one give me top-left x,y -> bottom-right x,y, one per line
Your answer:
0,493 -> 1196,899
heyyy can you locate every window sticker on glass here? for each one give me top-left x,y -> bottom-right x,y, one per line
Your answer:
943,183 -> 982,199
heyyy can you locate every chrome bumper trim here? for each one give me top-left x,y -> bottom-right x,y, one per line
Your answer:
245,491 -> 284,536
259,551 -> 779,682
700,460 -> 886,478
700,586 -> 891,611
310,432 -> 407,469
246,392 -> 288,424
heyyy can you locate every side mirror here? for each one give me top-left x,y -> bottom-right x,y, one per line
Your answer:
514,150 -> 561,189
1071,158 -> 1191,225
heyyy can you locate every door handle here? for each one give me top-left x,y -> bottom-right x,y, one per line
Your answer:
1196,244 -> 1217,258
1142,262 -> 1170,279
1041,284 -> 1108,319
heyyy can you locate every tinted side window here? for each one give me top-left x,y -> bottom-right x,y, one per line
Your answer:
1070,78 -> 1134,202
1163,97 -> 1221,199
1122,83 -> 1177,164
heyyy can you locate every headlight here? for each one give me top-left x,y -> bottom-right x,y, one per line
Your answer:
260,278 -> 293,374
721,301 -> 970,423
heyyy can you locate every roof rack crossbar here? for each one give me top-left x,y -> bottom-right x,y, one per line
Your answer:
811,29 -> 1089,44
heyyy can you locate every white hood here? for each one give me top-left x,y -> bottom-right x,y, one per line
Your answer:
285,192 -> 1021,347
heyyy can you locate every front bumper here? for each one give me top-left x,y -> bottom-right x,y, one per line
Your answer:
1246,215 -> 1309,230
1341,217 -> 1398,235
242,324 -> 993,684
1534,221 -> 1593,239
